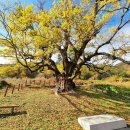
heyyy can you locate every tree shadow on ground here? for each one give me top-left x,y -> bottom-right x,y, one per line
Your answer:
76,88 -> 130,113
60,94 -> 89,115
127,124 -> 130,128
0,111 -> 27,118
60,85 -> 130,125
73,85 -> 130,105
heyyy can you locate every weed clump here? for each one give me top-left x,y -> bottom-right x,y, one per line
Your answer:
0,80 -> 10,89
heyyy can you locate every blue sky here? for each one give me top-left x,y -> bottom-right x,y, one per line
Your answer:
0,0 -> 55,9
0,0 -> 55,10
20,0 -> 54,9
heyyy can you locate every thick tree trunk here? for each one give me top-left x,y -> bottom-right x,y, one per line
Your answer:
55,76 -> 76,93
64,78 -> 76,91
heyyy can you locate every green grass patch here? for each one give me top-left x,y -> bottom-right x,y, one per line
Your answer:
93,84 -> 130,99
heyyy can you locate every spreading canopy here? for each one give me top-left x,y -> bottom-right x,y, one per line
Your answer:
0,0 -> 130,79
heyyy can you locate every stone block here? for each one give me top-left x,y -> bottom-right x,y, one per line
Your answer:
78,115 -> 127,130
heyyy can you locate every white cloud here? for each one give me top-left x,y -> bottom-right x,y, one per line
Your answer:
0,57 -> 11,64
121,24 -> 130,36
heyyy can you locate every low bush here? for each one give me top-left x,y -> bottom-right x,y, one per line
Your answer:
0,80 -> 10,89
82,73 -> 92,80
94,84 -> 130,99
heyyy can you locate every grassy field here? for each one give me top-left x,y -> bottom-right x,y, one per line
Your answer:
0,80 -> 130,130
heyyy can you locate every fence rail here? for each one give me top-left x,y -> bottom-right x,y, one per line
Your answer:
3,78 -> 56,97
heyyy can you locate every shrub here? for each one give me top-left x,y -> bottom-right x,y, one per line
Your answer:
94,84 -> 122,97
82,73 -> 92,80
0,80 -> 10,89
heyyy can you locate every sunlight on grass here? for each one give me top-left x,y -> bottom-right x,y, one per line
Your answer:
0,82 -> 130,130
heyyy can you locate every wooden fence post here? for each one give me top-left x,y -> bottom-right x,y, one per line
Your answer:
4,87 -> 9,97
39,80 -> 41,85
18,84 -> 20,91
12,85 -> 15,94
44,80 -> 45,87
25,80 -> 27,86
49,81 -> 50,87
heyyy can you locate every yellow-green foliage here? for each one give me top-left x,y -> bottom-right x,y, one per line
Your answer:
57,63 -> 63,73
105,76 -> 124,82
80,66 -> 95,77
0,65 -> 18,78
0,64 -> 36,78
0,0 -> 128,73
42,68 -> 54,76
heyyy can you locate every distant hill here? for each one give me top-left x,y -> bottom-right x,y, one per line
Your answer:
116,62 -> 130,70
0,64 -> 15,66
